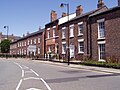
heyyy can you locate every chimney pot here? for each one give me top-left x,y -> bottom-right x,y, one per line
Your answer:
97,0 -> 104,8
76,5 -> 83,16
51,10 -> 57,22
62,12 -> 68,17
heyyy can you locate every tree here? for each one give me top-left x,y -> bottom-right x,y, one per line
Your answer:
0,39 -> 11,53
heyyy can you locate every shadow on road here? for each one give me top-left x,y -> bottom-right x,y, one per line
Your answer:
45,73 -> 120,84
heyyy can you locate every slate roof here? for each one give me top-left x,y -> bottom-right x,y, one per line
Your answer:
89,6 -> 120,17
11,28 -> 44,43
70,6 -> 108,21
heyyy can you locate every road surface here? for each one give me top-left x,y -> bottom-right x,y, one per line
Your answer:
0,59 -> 120,90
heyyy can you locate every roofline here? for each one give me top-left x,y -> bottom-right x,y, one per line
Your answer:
89,6 -> 120,17
45,12 -> 75,27
14,28 -> 44,42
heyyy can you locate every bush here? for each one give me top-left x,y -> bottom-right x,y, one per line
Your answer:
81,60 -> 120,69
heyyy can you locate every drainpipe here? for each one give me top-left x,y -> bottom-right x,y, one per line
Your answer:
86,17 -> 89,56
89,16 -> 92,59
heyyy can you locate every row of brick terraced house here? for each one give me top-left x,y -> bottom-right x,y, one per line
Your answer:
10,0 -> 120,62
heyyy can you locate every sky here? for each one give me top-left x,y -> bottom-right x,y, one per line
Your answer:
0,0 -> 118,37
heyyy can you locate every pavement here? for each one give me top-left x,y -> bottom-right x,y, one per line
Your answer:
33,59 -> 120,74
1,58 -> 120,74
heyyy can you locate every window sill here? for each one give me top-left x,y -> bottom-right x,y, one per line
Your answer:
62,52 -> 66,54
69,36 -> 74,38
98,59 -> 106,62
62,37 -> 66,39
78,52 -> 84,54
97,37 -> 105,40
78,34 -> 83,36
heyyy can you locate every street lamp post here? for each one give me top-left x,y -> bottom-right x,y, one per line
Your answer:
60,3 -> 70,65
4,26 -> 9,59
4,26 -> 9,39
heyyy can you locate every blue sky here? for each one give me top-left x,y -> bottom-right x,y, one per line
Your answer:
0,0 -> 118,36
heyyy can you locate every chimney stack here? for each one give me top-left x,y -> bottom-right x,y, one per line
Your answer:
12,34 -> 14,36
62,12 -> 68,17
76,5 -> 83,16
118,0 -> 120,6
23,34 -> 25,37
27,32 -> 29,35
97,0 -> 104,8
51,10 -> 57,22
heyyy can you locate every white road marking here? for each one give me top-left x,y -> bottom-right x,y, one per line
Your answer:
18,64 -> 23,69
23,77 -> 40,80
30,69 -> 39,76
14,62 -> 52,90
22,65 -> 29,69
25,71 -> 33,74
22,70 -> 24,77
26,88 -> 41,90
40,78 -> 52,90
16,79 -> 23,90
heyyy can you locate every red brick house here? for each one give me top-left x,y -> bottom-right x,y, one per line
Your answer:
10,28 -> 44,58
45,10 -> 76,59
58,0 -> 108,61
89,4 -> 120,62
10,0 -> 120,62
45,10 -> 59,56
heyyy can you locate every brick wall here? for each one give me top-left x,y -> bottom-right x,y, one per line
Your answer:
90,9 -> 120,61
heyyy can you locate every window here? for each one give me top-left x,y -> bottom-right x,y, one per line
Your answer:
48,46 -> 51,52
48,30 -> 50,39
34,39 -> 36,44
25,42 -> 26,46
24,50 -> 26,55
62,43 -> 66,54
98,44 -> 105,61
53,27 -> 56,37
28,40 -> 29,45
38,37 -> 40,43
18,43 -> 19,47
78,41 -> 84,53
20,42 -> 21,47
69,24 -> 74,37
38,47 -> 40,54
22,42 -> 23,46
62,27 -> 66,39
62,30 -> 66,38
97,19 -> 105,39
78,23 -> 83,36
31,39 -> 32,45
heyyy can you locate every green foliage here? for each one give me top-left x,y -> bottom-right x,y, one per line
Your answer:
0,39 -> 11,53
81,60 -> 120,69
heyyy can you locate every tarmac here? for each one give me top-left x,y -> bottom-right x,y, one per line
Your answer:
0,58 -> 120,74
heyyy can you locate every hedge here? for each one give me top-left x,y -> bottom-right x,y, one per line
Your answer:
80,61 -> 120,69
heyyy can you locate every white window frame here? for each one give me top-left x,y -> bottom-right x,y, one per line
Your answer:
98,41 -> 106,61
28,40 -> 29,45
25,42 -> 26,46
47,28 -> 50,39
78,39 -> 84,54
38,47 -> 40,54
97,18 -> 105,39
53,26 -> 56,37
78,22 -> 83,36
34,39 -> 36,44
62,42 -> 66,54
62,27 -> 66,39
48,46 -> 51,53
38,37 -> 40,43
69,24 -> 74,37
31,39 -> 32,45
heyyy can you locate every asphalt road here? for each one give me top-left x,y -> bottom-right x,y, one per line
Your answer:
0,59 -> 120,90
